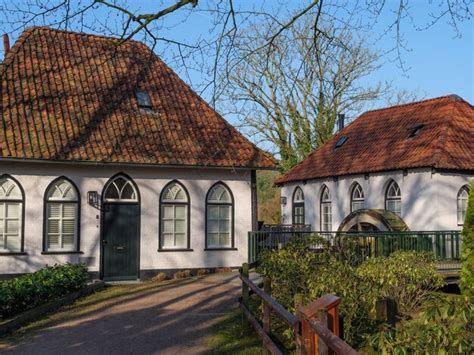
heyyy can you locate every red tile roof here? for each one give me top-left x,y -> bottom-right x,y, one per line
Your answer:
276,95 -> 474,184
0,27 -> 276,169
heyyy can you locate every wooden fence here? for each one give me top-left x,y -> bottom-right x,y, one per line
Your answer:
239,263 -> 359,355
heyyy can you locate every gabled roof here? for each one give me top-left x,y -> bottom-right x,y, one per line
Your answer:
276,95 -> 474,184
0,27 -> 276,169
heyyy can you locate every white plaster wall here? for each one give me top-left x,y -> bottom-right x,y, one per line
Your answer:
280,169 -> 472,231
0,161 -> 253,275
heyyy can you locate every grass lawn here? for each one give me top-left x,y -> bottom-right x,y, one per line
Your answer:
204,307 -> 262,354
0,278 -> 191,350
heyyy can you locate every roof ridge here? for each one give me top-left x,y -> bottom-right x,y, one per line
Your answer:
23,26 -> 143,44
361,95 -> 466,116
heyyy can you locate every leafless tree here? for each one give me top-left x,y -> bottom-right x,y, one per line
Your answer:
219,16 -> 391,171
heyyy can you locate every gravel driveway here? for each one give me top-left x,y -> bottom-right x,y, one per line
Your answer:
2,272 -> 242,355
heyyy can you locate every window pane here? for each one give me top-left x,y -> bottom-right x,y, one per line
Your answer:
175,233 -> 186,247
208,233 -> 218,246
6,203 -> 20,216
62,219 -> 75,235
48,204 -> 61,218
175,219 -> 186,233
0,203 -> 4,216
6,220 -> 19,234
63,204 -> 76,218
62,234 -> 75,249
48,219 -> 60,234
162,233 -> 174,247
219,220 -> 230,233
219,206 -> 230,219
175,205 -> 186,219
220,233 -> 230,246
48,234 -> 59,249
208,206 -> 219,219
121,183 -> 136,200
5,235 -> 19,251
162,220 -> 174,233
163,205 -> 174,219
0,178 -> 22,199
105,184 -> 120,199
208,220 -> 219,233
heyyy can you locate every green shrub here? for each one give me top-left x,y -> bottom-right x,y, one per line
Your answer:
460,181 -> 474,299
258,238 -> 446,349
356,251 -> 444,313
0,263 -> 88,319
367,294 -> 473,354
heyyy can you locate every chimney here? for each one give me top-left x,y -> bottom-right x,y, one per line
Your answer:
3,33 -> 10,55
337,113 -> 345,131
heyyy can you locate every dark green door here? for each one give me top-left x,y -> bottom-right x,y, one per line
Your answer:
102,203 -> 140,281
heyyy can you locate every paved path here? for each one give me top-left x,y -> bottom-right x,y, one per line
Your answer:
3,272 -> 242,355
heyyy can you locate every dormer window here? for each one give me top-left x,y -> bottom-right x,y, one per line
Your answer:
335,136 -> 348,148
408,124 -> 424,138
136,91 -> 152,110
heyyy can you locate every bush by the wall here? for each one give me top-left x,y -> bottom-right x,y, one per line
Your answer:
460,180 -> 474,299
258,238 -> 446,349
356,250 -> 444,313
0,263 -> 88,319
367,294 -> 473,354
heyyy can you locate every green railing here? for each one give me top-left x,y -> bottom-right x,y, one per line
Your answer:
248,230 -> 461,264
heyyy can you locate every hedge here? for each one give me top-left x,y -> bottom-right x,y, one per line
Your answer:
0,263 -> 88,319
460,180 -> 474,299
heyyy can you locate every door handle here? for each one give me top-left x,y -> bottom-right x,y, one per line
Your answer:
115,246 -> 125,251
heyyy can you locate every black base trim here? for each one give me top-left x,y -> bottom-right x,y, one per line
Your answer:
0,252 -> 28,256
41,251 -> 84,255
157,249 -> 194,252
204,248 -> 238,251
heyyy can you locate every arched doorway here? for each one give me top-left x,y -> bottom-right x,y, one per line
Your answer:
101,174 -> 140,281
337,209 -> 409,232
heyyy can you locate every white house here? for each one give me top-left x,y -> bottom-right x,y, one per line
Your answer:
0,27 -> 276,280
276,96 -> 473,232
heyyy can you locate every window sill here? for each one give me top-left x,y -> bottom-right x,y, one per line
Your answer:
0,252 -> 28,256
157,248 -> 194,252
204,248 -> 238,251
41,251 -> 84,255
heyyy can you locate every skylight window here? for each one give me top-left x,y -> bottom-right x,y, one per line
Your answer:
408,124 -> 424,138
335,136 -> 348,148
136,91 -> 152,109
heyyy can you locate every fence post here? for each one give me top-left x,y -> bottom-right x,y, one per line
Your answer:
241,262 -> 250,334
376,297 -> 397,326
263,277 -> 272,354
294,294 -> 304,354
317,308 -> 329,355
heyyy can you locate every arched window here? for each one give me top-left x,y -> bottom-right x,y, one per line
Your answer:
320,186 -> 332,231
160,181 -> 189,250
206,183 -> 234,249
0,176 -> 24,252
292,187 -> 305,225
457,185 -> 470,225
350,183 -> 365,212
103,175 -> 138,202
44,177 -> 80,252
385,180 -> 401,216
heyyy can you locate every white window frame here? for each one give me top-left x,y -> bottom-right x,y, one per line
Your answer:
320,186 -> 332,231
457,185 -> 470,225
44,178 -> 80,252
0,176 -> 24,253
351,183 -> 365,212
160,181 -> 190,250
385,180 -> 401,216
206,183 -> 234,249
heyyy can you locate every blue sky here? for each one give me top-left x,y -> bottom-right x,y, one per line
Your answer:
1,1 -> 472,104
